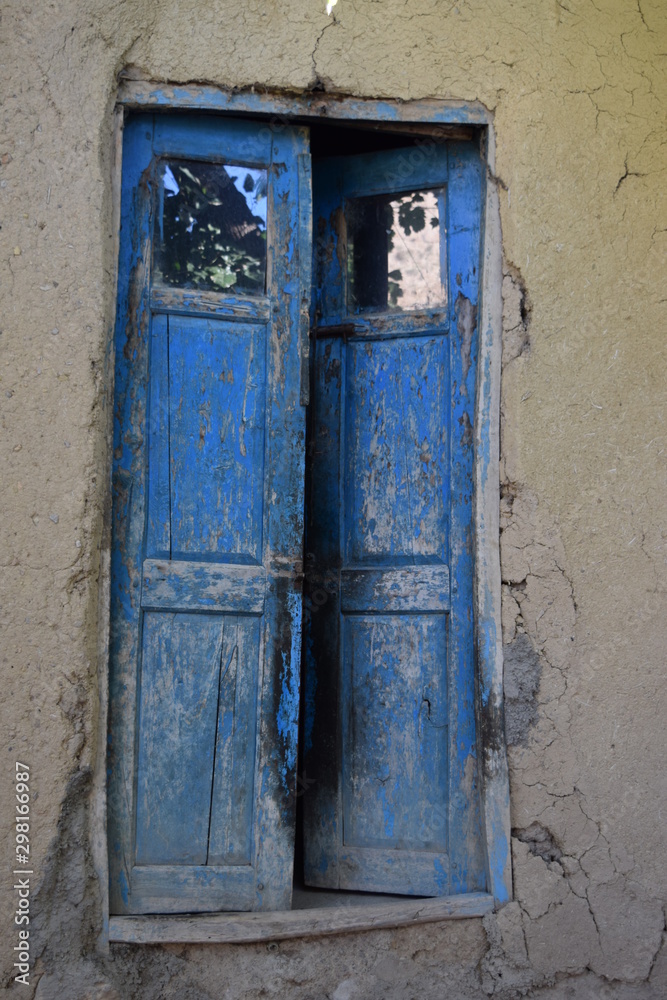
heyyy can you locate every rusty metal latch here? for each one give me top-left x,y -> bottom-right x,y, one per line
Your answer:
309,323 -> 356,340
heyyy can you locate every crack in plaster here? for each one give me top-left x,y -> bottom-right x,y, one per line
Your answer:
310,12 -> 338,91
492,248 -> 666,987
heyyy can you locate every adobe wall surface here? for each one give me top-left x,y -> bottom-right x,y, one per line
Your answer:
0,1 -> 665,997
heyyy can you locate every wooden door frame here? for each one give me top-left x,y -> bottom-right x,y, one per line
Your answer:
94,85 -> 510,947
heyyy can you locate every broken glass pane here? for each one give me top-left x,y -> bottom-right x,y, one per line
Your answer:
154,159 -> 267,295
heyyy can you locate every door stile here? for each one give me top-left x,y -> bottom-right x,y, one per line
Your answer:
108,115 -> 155,914
252,126 -> 312,911
446,141 -> 487,893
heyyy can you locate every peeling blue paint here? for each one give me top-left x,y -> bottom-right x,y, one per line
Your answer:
120,83 -> 492,128
108,113 -> 310,914
276,591 -> 302,783
108,97 -> 511,915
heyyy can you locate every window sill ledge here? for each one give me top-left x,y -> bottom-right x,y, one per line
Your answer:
108,892 -> 494,944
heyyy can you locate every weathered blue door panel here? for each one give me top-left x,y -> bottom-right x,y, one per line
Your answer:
166,315 -> 266,561
343,336 -> 449,565
135,610 -> 232,867
108,115 -> 310,914
133,610 -> 260,871
304,140 -> 486,896
342,614 -> 449,853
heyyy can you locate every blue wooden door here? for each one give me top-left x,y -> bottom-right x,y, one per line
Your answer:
108,115 -> 311,913
303,142 -> 487,896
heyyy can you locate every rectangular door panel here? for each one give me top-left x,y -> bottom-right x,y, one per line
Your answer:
135,611 -> 229,866
134,612 -> 260,870
130,865 -> 255,915
342,613 -> 449,852
344,336 -> 449,566
168,316 -> 266,562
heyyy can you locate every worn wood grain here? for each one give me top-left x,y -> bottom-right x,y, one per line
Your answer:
335,846 -> 449,896
130,865 -> 255,914
110,105 -> 510,922
251,125 -> 311,911
135,612 -> 224,866
147,313 -> 171,558
305,143 -> 456,895
340,566 -> 450,612
150,286 -> 271,322
208,616 -> 260,866
446,142 -> 487,895
109,892 -> 495,943
109,114 -> 310,915
152,114 -> 273,166
344,335 -> 449,565
118,82 -> 493,129
168,316 -> 266,561
311,312 -> 450,342
341,615 -> 449,862
141,559 -> 265,613
474,156 -> 513,905
298,152 -> 313,406
108,115 -> 155,915
304,139 -> 487,898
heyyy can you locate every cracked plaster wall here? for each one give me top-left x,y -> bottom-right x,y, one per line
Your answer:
1,0 -> 665,997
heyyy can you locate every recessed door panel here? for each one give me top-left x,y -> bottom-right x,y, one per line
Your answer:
344,336 -> 449,565
342,613 -> 449,852
167,317 -> 266,562
135,611 -> 259,867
